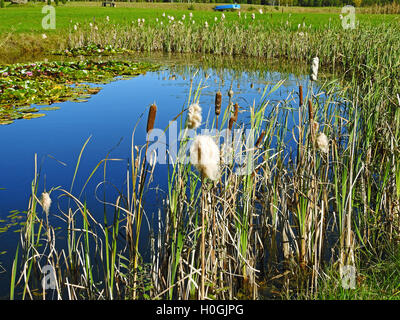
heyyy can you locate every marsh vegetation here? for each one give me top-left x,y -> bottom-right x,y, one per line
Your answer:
0,2 -> 399,300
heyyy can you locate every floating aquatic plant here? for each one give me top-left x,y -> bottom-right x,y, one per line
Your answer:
0,60 -> 159,124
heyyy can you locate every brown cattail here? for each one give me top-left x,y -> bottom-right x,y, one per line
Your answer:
228,117 -> 234,131
255,130 -> 266,148
146,103 -> 157,133
308,99 -> 313,123
299,85 -> 303,107
308,99 -> 317,143
215,91 -> 222,116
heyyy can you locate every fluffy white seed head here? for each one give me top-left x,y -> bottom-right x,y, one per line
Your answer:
316,132 -> 329,154
310,56 -> 319,81
190,135 -> 220,181
41,192 -> 52,215
187,103 -> 202,129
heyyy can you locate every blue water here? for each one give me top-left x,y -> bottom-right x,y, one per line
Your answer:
0,62 -> 309,298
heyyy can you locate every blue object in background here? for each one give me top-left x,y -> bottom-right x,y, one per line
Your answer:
214,4 -> 241,11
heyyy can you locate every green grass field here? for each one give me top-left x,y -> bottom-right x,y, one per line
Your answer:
0,2 -> 398,35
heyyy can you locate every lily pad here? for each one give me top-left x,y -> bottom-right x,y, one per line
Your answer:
22,113 -> 46,120
0,120 -> 14,125
40,107 -> 60,111
86,88 -> 102,95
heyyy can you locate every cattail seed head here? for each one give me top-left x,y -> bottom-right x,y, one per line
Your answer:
299,85 -> 303,106
41,192 -> 52,215
190,135 -> 220,181
215,91 -> 222,116
187,103 -> 202,129
228,117 -> 234,131
146,104 -> 157,133
310,56 -> 319,81
308,99 -> 314,123
316,132 -> 329,154
255,130 -> 266,147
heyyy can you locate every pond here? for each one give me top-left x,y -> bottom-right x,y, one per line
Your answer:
0,53 -> 313,299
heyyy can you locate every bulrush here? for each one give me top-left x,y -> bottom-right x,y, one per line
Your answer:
310,56 -> 319,81
41,192 -> 52,215
215,91 -> 222,116
255,130 -> 266,147
190,135 -> 220,181
228,117 -> 235,131
147,103 -> 157,133
316,132 -> 329,154
187,103 -> 202,129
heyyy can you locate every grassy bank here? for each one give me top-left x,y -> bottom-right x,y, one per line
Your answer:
0,2 -> 398,59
